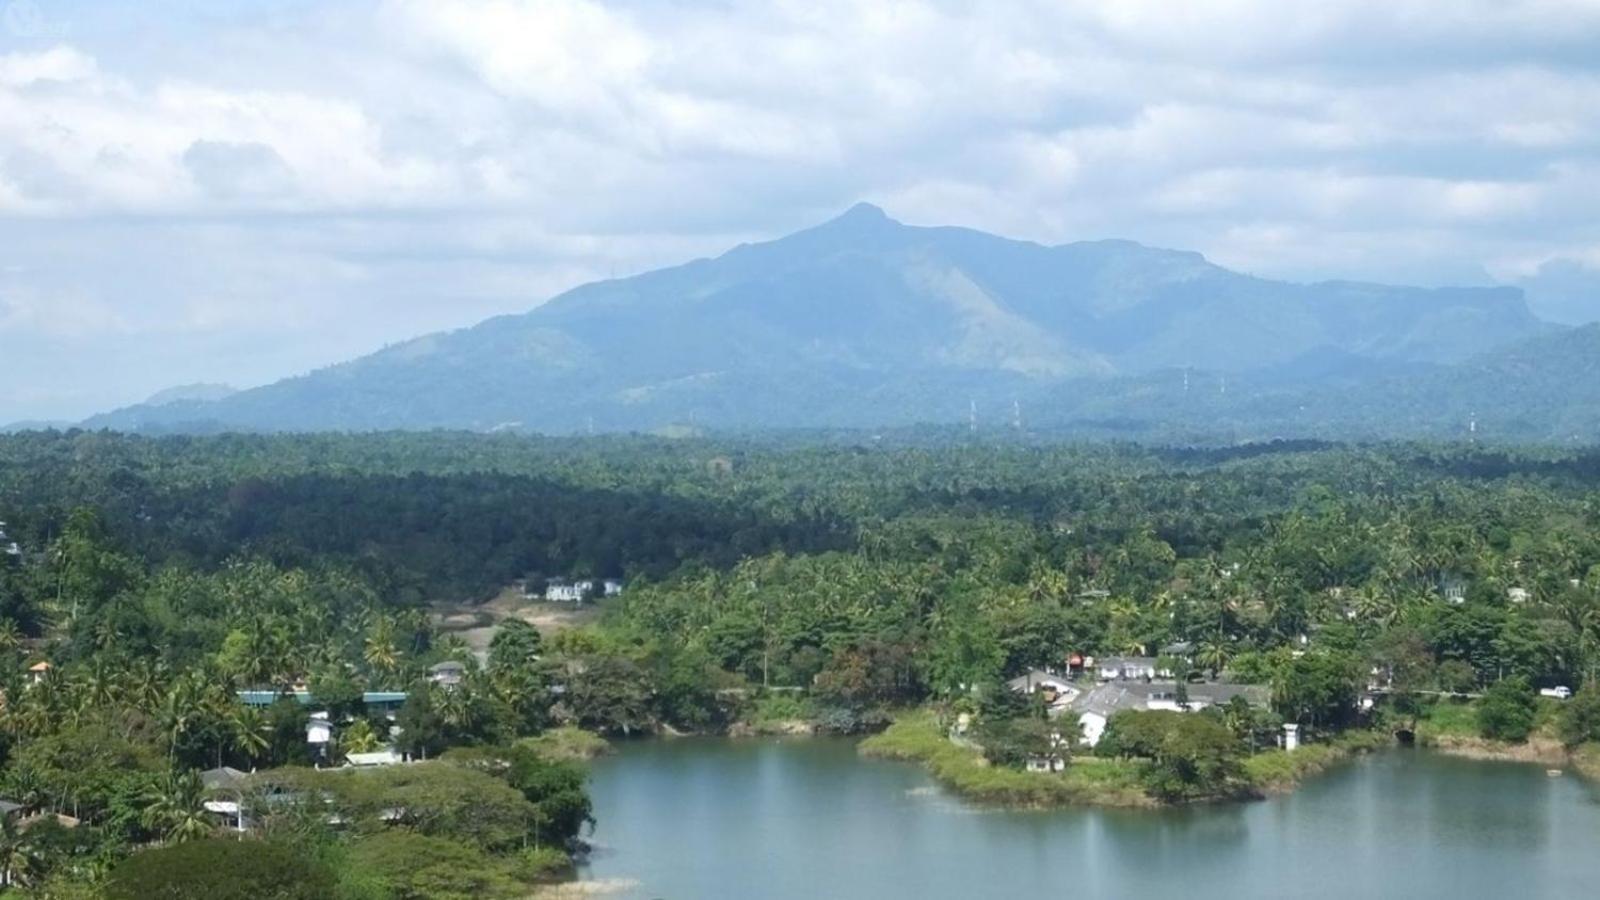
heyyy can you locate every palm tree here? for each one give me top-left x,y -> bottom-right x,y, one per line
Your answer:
229,705 -> 271,766
340,719 -> 381,754
363,618 -> 400,679
0,817 -> 42,888
0,619 -> 22,657
1197,637 -> 1231,679
141,770 -> 212,844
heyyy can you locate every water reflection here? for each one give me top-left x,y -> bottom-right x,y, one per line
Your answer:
582,738 -> 1600,900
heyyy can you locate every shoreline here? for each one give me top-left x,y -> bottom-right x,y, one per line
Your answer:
1419,732 -> 1600,780
858,712 -> 1388,810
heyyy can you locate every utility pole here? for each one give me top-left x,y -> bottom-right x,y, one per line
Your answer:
969,400 -> 977,433
1012,399 -> 1022,432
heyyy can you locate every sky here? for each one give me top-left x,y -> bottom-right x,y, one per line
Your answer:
3,0 -> 1600,423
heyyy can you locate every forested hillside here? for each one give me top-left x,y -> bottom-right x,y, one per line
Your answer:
3,431 -> 1600,894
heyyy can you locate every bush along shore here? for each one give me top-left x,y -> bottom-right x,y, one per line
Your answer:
859,707 -> 1391,809
1405,689 -> 1600,778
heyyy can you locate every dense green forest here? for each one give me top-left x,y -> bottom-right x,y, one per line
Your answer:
2,430 -> 1600,894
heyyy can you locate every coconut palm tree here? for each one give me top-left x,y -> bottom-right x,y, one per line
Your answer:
0,817 -> 42,888
141,770 -> 212,844
1196,637 -> 1232,679
229,705 -> 271,766
340,719 -> 381,754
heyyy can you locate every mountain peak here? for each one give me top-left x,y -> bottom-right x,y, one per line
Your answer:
831,202 -> 893,226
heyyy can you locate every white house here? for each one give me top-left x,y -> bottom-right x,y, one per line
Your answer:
1025,754 -> 1067,773
1096,656 -> 1164,681
1507,587 -> 1530,604
200,767 -> 251,832
544,579 -> 589,602
1006,670 -> 1075,695
307,713 -> 333,748
345,749 -> 404,768
429,660 -> 467,687
1070,681 -> 1269,747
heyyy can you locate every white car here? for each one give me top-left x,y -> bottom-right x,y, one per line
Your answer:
1539,686 -> 1572,700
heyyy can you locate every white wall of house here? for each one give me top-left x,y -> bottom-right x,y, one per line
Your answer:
1079,712 -> 1108,746
307,716 -> 332,745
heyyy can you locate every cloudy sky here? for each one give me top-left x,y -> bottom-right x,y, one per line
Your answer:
3,0 -> 1600,422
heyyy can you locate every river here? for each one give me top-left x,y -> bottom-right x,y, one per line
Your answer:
576,736 -> 1600,899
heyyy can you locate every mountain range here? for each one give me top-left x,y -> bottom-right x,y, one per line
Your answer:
79,204 -> 1594,441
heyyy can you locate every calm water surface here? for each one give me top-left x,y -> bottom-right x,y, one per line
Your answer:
579,737 -> 1600,899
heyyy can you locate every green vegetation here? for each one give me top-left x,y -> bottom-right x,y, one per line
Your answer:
860,713 -> 1149,807
1241,731 -> 1390,793
103,839 -> 337,900
5,431 -> 1600,886
519,727 -> 613,762
1476,678 -> 1538,742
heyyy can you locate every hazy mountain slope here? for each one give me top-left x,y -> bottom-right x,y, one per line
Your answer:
83,204 -> 1552,435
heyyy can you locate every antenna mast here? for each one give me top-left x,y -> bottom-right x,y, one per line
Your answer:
969,400 -> 977,433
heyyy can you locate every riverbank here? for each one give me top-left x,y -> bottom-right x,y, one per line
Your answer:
1241,730 -> 1390,794
859,711 -> 1153,807
1410,697 -> 1600,777
859,711 -> 1388,808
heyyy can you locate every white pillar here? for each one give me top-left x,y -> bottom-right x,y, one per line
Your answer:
1284,723 -> 1300,751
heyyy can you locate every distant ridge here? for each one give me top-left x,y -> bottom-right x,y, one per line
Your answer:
81,204 -> 1581,440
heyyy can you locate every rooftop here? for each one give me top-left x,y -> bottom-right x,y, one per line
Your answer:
1072,681 -> 1268,717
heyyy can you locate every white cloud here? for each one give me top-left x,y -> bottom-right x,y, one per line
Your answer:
2,0 -> 1600,419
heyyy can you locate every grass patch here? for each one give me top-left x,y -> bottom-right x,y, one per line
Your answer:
520,727 -> 611,761
859,711 -> 1150,808
1414,698 -> 1480,742
1242,730 -> 1386,793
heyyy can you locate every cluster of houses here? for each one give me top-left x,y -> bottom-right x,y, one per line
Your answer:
238,687 -> 411,764
236,661 -> 473,765
531,577 -> 623,603
1000,646 -> 1279,768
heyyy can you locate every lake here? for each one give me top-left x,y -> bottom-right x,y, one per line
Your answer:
578,737 -> 1600,899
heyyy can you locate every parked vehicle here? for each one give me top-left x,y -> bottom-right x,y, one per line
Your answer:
1539,686 -> 1572,700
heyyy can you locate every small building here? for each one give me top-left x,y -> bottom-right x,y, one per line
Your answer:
429,660 -> 467,688
1096,656 -> 1165,681
602,578 -> 624,597
1025,754 -> 1067,773
544,579 -> 586,602
200,767 -> 251,832
345,749 -> 404,768
1160,642 -> 1195,660
1507,587 -> 1530,605
26,661 -> 50,687
1006,670 -> 1075,695
1070,681 -> 1270,747
1005,670 -> 1079,715
307,713 -> 333,748
237,690 -> 408,717
0,799 -> 23,822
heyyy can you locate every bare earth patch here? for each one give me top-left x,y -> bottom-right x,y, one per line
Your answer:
433,587 -> 603,662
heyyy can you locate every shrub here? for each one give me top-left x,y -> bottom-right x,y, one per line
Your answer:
1477,677 -> 1537,742
1558,684 -> 1600,747
104,839 -> 337,900
346,832 -> 522,900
